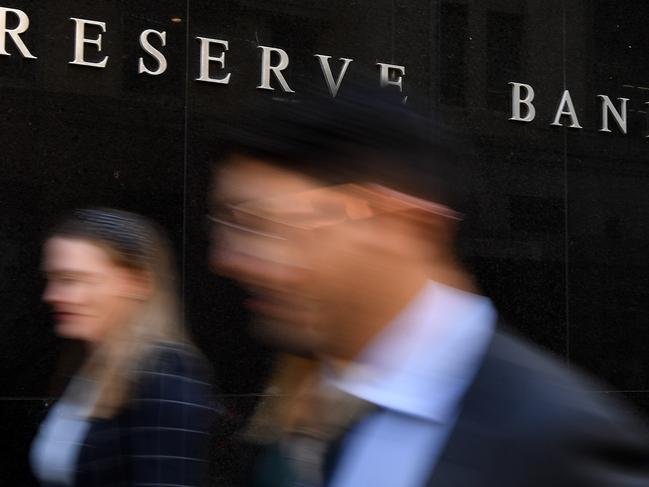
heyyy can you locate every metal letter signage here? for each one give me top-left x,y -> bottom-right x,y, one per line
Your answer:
196,37 -> 231,84
598,95 -> 628,134
0,5 -> 643,141
258,46 -> 294,93
69,18 -> 108,68
0,6 -> 36,58
376,62 -> 405,92
315,54 -> 353,98
508,81 -> 643,135
509,82 -> 536,122
550,90 -> 582,128
138,29 -> 167,76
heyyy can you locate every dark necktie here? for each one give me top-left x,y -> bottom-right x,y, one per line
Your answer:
279,378 -> 376,487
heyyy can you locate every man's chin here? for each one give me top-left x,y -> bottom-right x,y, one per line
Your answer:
250,318 -> 320,356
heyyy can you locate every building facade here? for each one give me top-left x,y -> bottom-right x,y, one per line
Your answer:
2,1 -> 649,484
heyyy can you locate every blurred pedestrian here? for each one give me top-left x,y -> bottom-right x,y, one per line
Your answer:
208,84 -> 649,486
31,208 -> 218,487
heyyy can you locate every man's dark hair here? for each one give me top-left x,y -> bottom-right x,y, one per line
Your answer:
222,80 -> 473,213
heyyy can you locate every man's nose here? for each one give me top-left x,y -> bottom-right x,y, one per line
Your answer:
210,243 -> 270,283
210,243 -> 308,288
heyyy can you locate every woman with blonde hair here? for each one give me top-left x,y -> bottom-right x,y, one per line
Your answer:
30,208 -> 218,486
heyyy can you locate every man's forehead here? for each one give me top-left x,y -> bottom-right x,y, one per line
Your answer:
213,155 -> 324,206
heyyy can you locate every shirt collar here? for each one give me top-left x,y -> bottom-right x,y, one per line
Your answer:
325,280 -> 496,422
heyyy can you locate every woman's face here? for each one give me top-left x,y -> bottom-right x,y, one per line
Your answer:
42,237 -> 147,344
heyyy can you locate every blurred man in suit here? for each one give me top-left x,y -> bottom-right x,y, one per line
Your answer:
208,84 -> 649,486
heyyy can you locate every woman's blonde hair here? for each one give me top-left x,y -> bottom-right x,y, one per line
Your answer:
50,208 -> 187,418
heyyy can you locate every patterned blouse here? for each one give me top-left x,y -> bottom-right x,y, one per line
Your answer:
31,341 -> 220,487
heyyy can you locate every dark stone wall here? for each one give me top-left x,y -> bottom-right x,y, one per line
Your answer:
2,1 -> 649,484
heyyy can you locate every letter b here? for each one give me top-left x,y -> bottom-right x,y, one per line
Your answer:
509,82 -> 535,122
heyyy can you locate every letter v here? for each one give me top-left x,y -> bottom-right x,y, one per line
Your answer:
315,54 -> 353,98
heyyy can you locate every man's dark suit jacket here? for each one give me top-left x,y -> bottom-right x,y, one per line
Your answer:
416,330 -> 649,486
38,341 -> 218,487
320,329 -> 649,486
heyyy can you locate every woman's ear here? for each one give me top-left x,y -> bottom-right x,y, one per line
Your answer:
118,268 -> 153,301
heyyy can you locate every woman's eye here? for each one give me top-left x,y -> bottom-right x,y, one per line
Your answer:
52,274 -> 83,285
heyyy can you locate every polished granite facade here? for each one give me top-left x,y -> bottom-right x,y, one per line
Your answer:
2,1 -> 649,484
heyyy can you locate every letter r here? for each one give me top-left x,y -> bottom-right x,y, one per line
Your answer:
0,7 -> 36,58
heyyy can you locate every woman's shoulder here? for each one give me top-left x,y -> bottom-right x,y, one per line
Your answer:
131,340 -> 216,404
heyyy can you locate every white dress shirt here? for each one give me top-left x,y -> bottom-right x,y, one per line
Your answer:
325,280 -> 497,487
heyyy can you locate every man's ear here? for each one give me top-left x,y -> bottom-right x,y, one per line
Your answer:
348,210 -> 424,264
417,210 -> 457,261
365,185 -> 460,262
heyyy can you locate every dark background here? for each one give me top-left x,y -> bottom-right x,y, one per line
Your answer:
2,1 -> 649,484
